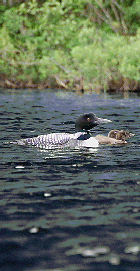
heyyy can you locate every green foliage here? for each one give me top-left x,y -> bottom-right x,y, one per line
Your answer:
0,0 -> 140,88
118,31 -> 140,82
71,29 -> 140,87
123,0 -> 140,35
0,5 -> 6,26
0,26 -> 16,76
3,8 -> 23,36
0,26 -> 15,51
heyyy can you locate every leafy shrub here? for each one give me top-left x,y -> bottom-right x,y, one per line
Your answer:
0,0 -> 140,89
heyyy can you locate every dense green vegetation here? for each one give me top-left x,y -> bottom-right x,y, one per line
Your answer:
0,0 -> 140,91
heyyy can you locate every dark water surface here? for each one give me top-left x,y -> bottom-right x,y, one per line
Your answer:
0,88 -> 140,271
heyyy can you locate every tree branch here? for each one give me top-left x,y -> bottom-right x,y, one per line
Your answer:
87,2 -> 118,33
49,57 -> 71,75
94,0 -> 114,23
111,0 -> 124,13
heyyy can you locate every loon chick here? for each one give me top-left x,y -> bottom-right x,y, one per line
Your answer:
108,130 -> 134,141
95,129 -> 134,145
15,113 -> 111,149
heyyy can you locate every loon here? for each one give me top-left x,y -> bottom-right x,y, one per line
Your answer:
14,113 -> 111,149
95,130 -> 134,145
108,130 -> 134,141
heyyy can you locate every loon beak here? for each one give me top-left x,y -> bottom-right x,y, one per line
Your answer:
96,117 -> 112,124
129,133 -> 135,137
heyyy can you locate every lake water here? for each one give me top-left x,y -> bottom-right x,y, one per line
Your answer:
0,88 -> 140,271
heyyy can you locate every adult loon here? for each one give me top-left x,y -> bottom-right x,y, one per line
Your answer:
15,113 -> 111,149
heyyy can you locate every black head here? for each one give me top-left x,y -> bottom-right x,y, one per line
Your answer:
75,113 -> 111,132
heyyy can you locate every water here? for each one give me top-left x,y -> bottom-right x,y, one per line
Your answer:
0,88 -> 140,271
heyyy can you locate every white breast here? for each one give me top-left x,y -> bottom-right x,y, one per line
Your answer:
78,137 -> 99,148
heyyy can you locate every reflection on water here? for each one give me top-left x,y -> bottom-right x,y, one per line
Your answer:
0,88 -> 140,271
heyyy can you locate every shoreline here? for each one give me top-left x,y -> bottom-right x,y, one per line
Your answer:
0,76 -> 140,93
